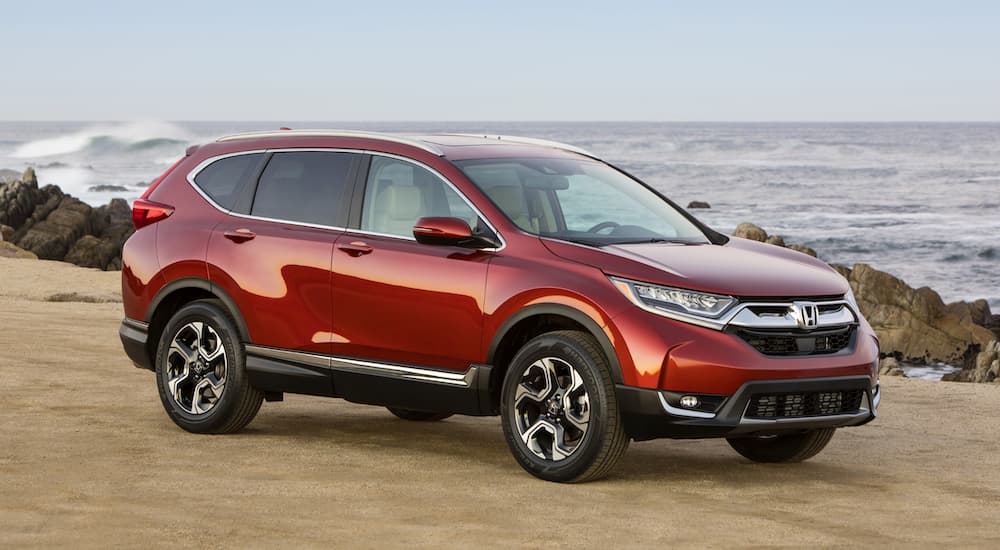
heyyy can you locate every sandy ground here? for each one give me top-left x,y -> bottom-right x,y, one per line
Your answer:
1,257 -> 998,549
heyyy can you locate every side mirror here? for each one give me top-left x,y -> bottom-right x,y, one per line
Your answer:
412,217 -> 498,249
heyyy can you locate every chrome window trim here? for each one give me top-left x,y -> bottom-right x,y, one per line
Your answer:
244,345 -> 475,387
610,276 -> 858,332
216,129 -> 446,156
184,148 -> 506,252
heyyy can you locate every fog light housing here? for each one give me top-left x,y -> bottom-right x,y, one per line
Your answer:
679,395 -> 700,409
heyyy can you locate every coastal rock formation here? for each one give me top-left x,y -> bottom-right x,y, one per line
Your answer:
733,222 -> 768,242
840,263 -> 996,364
732,222 -> 817,257
0,169 -> 134,270
879,357 -> 904,376
943,340 -> 1000,383
687,200 -> 711,209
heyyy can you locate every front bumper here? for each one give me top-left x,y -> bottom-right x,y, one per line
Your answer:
120,318 -> 153,370
617,375 -> 879,441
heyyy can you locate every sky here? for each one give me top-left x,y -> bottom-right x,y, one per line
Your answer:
3,0 -> 999,121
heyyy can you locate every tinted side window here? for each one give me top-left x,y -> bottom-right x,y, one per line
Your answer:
251,152 -> 355,226
192,153 -> 263,210
361,156 -> 479,238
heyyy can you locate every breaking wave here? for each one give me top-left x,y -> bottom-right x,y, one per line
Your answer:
12,120 -> 191,158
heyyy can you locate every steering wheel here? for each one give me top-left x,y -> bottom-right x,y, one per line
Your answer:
587,221 -> 620,234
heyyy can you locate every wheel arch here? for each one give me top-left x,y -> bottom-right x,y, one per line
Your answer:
145,278 -> 250,365
484,303 -> 624,413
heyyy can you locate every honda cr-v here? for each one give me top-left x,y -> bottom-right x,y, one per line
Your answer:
120,130 -> 880,482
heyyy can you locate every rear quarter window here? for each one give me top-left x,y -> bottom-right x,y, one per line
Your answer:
192,153 -> 264,210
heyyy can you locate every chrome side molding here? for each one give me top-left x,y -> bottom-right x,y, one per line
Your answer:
244,344 -> 476,388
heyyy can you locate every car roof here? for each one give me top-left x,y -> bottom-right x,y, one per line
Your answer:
214,129 -> 597,161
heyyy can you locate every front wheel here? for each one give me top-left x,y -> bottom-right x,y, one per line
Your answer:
154,300 -> 263,434
500,330 -> 629,482
727,428 -> 836,463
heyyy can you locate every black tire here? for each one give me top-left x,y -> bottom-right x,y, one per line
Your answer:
154,300 -> 263,434
500,330 -> 629,482
386,407 -> 453,422
727,428 -> 836,463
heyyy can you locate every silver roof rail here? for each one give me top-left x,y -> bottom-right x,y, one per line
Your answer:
216,129 -> 445,156
445,134 -> 596,157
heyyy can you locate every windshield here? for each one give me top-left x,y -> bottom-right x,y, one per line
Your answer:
454,157 -> 709,246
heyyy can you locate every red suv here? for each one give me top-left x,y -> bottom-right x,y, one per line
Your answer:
120,130 -> 880,482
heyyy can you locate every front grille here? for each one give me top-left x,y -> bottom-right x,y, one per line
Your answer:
736,326 -> 854,356
745,389 -> 865,419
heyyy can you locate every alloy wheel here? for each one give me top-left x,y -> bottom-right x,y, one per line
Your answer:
165,321 -> 228,415
513,357 -> 591,461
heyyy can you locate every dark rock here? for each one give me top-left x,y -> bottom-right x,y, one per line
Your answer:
87,184 -> 129,193
15,196 -> 93,260
687,200 -> 711,209
765,235 -> 786,247
0,179 -> 63,232
64,235 -> 118,269
787,244 -> 817,257
1,224 -> 13,242
943,340 -> 1000,383
733,222 -> 767,242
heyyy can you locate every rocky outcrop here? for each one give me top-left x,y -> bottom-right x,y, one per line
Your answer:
0,169 -> 133,270
839,263 -> 996,364
733,222 -> 768,242
733,222 -> 818,257
687,200 -> 711,209
879,357 -> 904,376
943,340 -> 1000,383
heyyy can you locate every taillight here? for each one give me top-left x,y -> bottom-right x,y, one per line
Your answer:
141,157 -> 184,199
132,199 -> 174,229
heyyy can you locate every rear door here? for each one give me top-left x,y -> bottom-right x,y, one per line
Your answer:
207,150 -> 361,355
329,154 -> 496,371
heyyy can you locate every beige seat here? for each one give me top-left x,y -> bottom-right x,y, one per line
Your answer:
486,185 -> 537,232
372,184 -> 426,237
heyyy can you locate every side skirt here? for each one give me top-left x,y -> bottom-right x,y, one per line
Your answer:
244,345 -> 494,416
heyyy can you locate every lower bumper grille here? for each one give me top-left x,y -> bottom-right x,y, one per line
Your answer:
745,389 -> 865,419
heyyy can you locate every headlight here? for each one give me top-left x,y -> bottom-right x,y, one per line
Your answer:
610,277 -> 736,318
844,286 -> 860,313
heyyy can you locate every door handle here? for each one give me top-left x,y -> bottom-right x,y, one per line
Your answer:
338,241 -> 373,257
223,228 -> 256,243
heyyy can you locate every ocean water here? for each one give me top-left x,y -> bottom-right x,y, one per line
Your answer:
1,120 -> 997,310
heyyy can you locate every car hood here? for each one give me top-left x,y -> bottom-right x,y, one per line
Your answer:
541,237 -> 849,298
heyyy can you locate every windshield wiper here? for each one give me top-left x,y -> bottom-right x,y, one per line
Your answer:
606,238 -> 701,246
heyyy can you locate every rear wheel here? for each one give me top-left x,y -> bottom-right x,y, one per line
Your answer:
386,407 -> 453,422
154,300 -> 263,434
727,428 -> 836,463
500,330 -> 629,482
